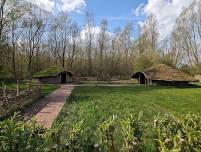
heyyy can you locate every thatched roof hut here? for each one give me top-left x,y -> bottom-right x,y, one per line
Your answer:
131,64 -> 198,85
195,74 -> 201,82
33,66 -> 73,84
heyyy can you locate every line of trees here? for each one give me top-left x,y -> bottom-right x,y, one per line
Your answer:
0,0 -> 201,81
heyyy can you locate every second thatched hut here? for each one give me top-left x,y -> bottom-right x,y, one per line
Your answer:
131,64 -> 198,85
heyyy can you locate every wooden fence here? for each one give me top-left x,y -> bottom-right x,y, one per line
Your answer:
0,81 -> 40,97
0,82 -> 42,119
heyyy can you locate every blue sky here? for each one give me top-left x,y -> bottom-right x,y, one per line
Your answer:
70,0 -> 146,36
32,0 -> 194,39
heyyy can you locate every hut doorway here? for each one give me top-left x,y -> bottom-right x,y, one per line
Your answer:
139,73 -> 146,84
61,73 -> 66,83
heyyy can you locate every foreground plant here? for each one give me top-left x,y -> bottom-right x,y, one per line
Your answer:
97,115 -> 117,152
120,112 -> 144,152
0,112 -> 47,152
1,112 -> 200,152
154,113 -> 201,152
44,120 -> 88,152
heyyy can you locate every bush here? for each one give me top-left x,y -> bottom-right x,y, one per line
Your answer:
154,113 -> 201,152
0,112 -> 200,152
0,112 -> 47,152
49,113 -> 145,152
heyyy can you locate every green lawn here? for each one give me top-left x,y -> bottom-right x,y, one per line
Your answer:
1,81 -> 58,97
53,85 -> 201,151
40,84 -> 58,96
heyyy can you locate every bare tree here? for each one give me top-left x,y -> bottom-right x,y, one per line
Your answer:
174,1 -> 201,67
68,23 -> 80,71
48,19 -> 60,65
59,14 -> 70,69
0,0 -> 28,46
85,12 -> 94,76
97,19 -> 108,79
120,23 -> 133,75
134,15 -> 159,71
140,14 -> 158,53
10,17 -> 20,79
22,7 -> 47,76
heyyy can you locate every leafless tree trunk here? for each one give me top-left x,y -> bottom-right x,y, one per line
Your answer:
22,8 -> 46,76
85,12 -> 94,76
97,19 -> 108,79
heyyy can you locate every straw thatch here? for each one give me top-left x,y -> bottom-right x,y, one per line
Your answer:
131,64 -> 198,83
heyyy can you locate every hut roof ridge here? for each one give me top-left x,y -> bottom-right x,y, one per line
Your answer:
33,66 -> 72,78
132,64 -> 198,82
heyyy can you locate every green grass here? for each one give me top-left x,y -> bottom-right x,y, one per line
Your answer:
33,66 -> 63,78
54,85 -> 201,151
41,84 -> 58,96
78,79 -> 137,85
1,81 -> 58,96
1,81 -> 37,90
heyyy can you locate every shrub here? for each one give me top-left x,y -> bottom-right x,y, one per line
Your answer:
120,112 -> 144,152
0,112 -> 200,152
97,115 -> 117,152
0,112 -> 47,152
154,113 -> 201,152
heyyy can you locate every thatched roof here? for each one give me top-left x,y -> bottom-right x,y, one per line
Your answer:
33,66 -> 72,78
131,64 -> 198,82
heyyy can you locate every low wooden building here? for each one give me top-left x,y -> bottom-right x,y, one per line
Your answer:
131,64 -> 198,85
33,66 -> 73,84
195,74 -> 201,82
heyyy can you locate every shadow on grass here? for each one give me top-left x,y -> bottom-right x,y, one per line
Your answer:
74,85 -> 183,94
67,95 -> 91,103
66,86 -> 169,104
65,84 -> 201,107
157,83 -> 201,89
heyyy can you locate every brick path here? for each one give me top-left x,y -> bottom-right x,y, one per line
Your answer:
23,84 -> 74,129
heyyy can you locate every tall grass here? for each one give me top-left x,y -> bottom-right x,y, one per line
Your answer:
0,112 -> 200,152
154,113 -> 201,151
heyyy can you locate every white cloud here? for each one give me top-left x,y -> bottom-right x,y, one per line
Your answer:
133,3 -> 145,16
60,0 -> 86,12
107,16 -> 141,21
27,0 -> 86,13
27,0 -> 55,12
137,21 -> 144,28
135,0 -> 194,39
80,26 -> 113,42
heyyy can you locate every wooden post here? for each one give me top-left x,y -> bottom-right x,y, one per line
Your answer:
39,83 -> 41,96
17,80 -> 19,96
3,85 -> 6,98
139,75 -> 141,84
27,83 -> 30,92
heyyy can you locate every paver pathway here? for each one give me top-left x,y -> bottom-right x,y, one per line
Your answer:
23,84 -> 74,129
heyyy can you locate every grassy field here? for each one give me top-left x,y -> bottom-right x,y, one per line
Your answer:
40,84 -> 58,96
77,79 -> 137,85
1,81 -> 58,96
54,85 -> 201,151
